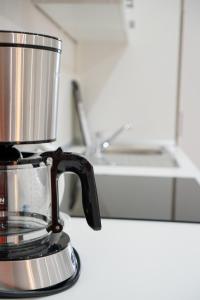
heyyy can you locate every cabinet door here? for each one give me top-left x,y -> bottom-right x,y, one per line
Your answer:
65,175 -> 173,221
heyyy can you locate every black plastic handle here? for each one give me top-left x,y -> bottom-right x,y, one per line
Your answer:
42,148 -> 101,232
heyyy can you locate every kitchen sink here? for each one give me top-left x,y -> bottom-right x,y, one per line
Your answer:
71,81 -> 178,168
103,145 -> 163,155
89,145 -> 178,168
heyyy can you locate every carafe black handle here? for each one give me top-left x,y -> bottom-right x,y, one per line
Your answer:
41,148 -> 101,232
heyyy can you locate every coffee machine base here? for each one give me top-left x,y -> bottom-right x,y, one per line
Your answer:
0,233 -> 81,298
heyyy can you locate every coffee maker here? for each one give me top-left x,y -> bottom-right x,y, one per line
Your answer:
0,31 -> 101,297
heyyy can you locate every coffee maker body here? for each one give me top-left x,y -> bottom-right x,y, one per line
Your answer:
0,31 -> 101,297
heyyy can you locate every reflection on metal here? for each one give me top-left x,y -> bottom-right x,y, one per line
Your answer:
0,31 -> 61,143
0,31 -> 62,49
0,243 -> 76,290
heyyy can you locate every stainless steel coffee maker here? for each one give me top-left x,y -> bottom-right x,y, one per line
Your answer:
0,31 -> 101,297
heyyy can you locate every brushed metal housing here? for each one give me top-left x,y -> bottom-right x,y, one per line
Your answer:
0,31 -> 62,50
0,31 -> 62,144
0,243 -> 77,290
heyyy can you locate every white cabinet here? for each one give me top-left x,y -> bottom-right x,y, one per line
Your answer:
33,0 -> 134,42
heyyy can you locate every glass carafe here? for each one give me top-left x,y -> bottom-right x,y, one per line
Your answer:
0,155 -> 52,245
0,147 -> 101,246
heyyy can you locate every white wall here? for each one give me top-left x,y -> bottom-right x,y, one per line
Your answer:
0,0 -> 76,146
76,0 -> 181,144
179,0 -> 200,169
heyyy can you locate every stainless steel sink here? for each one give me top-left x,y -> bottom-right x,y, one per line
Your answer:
104,146 -> 163,155
89,145 -> 178,168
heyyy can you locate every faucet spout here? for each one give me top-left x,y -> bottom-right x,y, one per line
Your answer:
99,123 -> 133,152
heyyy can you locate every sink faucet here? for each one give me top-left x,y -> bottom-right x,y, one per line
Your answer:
96,123 -> 133,154
71,80 -> 133,155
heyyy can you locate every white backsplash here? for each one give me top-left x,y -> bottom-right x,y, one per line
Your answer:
75,0 -> 181,145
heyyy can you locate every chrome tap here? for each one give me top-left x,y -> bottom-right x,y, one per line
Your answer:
96,123 -> 133,154
71,80 -> 133,155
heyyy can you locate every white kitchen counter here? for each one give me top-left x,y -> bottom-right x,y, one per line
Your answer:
28,216 -> 200,300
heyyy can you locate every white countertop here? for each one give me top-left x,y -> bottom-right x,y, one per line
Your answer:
36,216 -> 200,300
